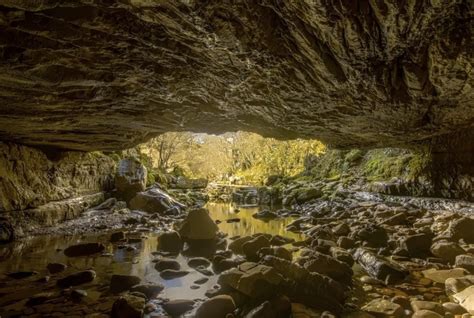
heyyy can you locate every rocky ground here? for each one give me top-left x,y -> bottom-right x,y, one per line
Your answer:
1,158 -> 474,317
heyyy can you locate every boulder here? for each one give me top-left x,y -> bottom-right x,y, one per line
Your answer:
162,299 -> 195,316
453,285 -> 474,315
218,262 -> 284,299
361,298 -> 403,317
300,251 -> 353,285
411,310 -> 443,318
229,236 -> 254,254
129,187 -> 184,214
242,235 -> 271,261
445,275 -> 474,295
422,268 -> 469,284
130,283 -> 164,299
252,210 -> 278,220
442,302 -> 466,315
455,254 -> 474,273
154,258 -> 181,271
449,217 -> 474,243
351,225 -> 388,248
178,208 -> 218,240
245,295 -> 292,318
57,270 -> 96,288
354,248 -> 408,284
64,242 -> 105,257
430,241 -> 465,263
195,295 -> 236,318
47,263 -> 67,274
115,158 -> 147,202
400,233 -> 433,258
111,294 -> 145,318
188,257 -> 211,268
295,187 -> 323,204
157,231 -> 183,253
110,275 -> 141,293
159,269 -> 189,280
411,300 -> 444,315
258,246 -> 292,262
111,231 -> 126,242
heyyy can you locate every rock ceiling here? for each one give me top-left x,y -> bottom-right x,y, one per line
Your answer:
0,0 -> 472,151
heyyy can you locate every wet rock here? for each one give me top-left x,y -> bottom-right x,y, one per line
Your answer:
229,236 -> 254,254
130,283 -> 164,299
270,235 -> 295,246
178,208 -> 218,240
354,248 -> 408,284
157,231 -> 183,253
6,271 -> 38,279
154,258 -> 181,271
0,218 -> 14,243
242,235 -> 271,261
442,302 -> 466,315
411,300 -> 444,315
301,251 -> 353,285
351,225 -> 388,248
361,298 -> 403,317
57,270 -> 96,288
64,242 -> 105,257
115,158 -> 147,203
330,247 -> 354,267
159,269 -> 189,280
258,246 -> 292,261
379,212 -> 407,226
111,231 -> 126,243
188,257 -> 211,268
47,263 -> 67,274
422,268 -> 469,284
338,236 -> 356,249
252,210 -> 278,220
110,274 -> 141,293
262,256 -> 345,314
129,187 -> 184,215
453,285 -> 474,315
213,257 -> 241,273
332,223 -> 350,236
448,217 -> 474,243
445,275 -> 474,295
218,262 -> 283,299
195,295 -> 236,318
162,299 -> 195,316
455,254 -> 474,273
111,294 -> 145,318
430,241 -> 465,263
194,277 -> 209,284
400,233 -> 433,258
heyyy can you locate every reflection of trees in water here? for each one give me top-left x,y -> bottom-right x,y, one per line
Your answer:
207,202 -> 304,241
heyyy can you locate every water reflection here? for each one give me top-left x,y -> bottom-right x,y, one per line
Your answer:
0,203 -> 303,301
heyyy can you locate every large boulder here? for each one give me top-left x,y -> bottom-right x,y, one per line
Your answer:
111,294 -> 145,318
300,251 -> 353,285
157,231 -> 183,253
178,208 -> 218,241
430,241 -> 465,264
449,217 -> 474,243
115,158 -> 147,202
195,295 -> 236,318
129,187 -> 184,215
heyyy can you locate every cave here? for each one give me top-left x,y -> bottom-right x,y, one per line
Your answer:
0,1 -> 473,317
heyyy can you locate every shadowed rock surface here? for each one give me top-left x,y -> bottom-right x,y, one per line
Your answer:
0,0 -> 472,151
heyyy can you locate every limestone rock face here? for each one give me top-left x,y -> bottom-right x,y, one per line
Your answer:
0,142 -> 115,213
0,1 -> 471,151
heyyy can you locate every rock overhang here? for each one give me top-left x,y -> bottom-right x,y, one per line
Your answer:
0,0 -> 472,151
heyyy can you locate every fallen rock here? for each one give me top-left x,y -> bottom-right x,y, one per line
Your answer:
453,285 -> 474,315
455,254 -> 474,273
422,268 -> 469,284
47,263 -> 67,274
154,258 -> 181,271
242,235 -> 271,261
111,294 -> 145,318
301,251 -> 353,285
178,208 -> 218,240
445,275 -> 474,295
362,298 -> 403,317
129,187 -> 184,214
430,241 -> 465,263
130,283 -> 164,299
449,217 -> 474,243
110,274 -> 141,293
115,158 -> 147,202
354,248 -> 408,284
195,295 -> 236,318
57,270 -> 96,288
162,299 -> 195,316
64,243 -> 105,257
157,231 -> 183,253
400,233 -> 433,258
159,269 -> 189,280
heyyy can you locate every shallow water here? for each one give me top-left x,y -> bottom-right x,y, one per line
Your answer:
0,203 -> 303,304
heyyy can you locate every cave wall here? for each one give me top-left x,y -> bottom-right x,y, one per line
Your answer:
0,142 -> 115,217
